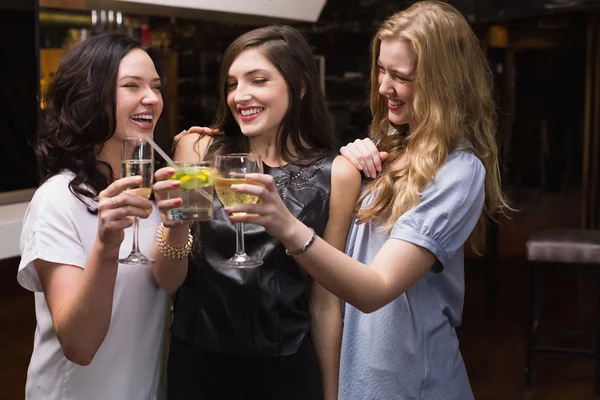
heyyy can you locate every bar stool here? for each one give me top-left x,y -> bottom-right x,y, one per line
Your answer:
525,229 -> 600,398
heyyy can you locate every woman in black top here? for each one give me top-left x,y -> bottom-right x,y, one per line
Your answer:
151,25 -> 361,399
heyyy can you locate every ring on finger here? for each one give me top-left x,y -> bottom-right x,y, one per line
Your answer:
111,197 -> 117,209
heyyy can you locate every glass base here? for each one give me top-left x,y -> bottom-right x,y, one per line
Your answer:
219,253 -> 263,268
118,252 -> 156,265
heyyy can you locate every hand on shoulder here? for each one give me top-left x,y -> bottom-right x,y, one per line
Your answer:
340,138 -> 389,178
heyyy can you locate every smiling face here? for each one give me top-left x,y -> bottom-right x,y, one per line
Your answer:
377,39 -> 416,129
225,48 -> 289,141
113,48 -> 163,142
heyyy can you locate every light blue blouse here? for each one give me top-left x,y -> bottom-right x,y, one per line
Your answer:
339,149 -> 485,400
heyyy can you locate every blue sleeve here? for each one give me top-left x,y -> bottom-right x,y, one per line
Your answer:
389,151 -> 485,270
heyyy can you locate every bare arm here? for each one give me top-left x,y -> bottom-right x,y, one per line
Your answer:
286,228 -> 434,313
152,133 -> 213,293
226,156 -> 485,313
310,156 -> 361,400
37,176 -> 153,365
223,174 -> 435,314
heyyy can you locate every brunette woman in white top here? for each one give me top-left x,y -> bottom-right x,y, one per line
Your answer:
18,33 -> 169,399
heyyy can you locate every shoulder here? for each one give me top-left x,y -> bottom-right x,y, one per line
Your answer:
434,150 -> 485,188
329,156 -> 361,210
332,155 -> 362,187
175,133 -> 214,162
26,171 -> 89,223
416,150 -> 485,214
26,171 -> 96,235
31,171 -> 80,207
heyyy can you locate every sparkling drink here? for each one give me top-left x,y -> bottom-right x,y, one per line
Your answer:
167,162 -> 214,222
213,153 -> 264,268
121,159 -> 153,191
214,177 -> 261,211
119,138 -> 155,265
126,187 -> 152,199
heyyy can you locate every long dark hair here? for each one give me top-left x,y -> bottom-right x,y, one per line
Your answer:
36,33 -> 148,213
207,25 -> 333,163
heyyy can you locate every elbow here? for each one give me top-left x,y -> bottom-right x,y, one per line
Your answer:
62,345 -> 96,366
159,281 -> 181,294
153,277 -> 179,294
356,304 -> 380,314
163,286 -> 178,295
152,268 -> 185,294
352,286 -> 405,314
56,331 -> 99,366
353,299 -> 386,314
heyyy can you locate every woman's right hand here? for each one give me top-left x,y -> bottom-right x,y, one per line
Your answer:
152,166 -> 185,228
97,176 -> 153,247
340,138 -> 389,178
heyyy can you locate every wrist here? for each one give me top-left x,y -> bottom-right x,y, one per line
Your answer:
281,221 -> 314,255
163,223 -> 191,247
93,240 -> 120,263
157,223 -> 193,261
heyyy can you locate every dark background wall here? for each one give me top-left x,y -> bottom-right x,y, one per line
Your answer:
0,0 -> 40,192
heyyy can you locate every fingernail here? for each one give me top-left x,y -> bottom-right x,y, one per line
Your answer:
357,166 -> 363,170
172,181 -> 180,188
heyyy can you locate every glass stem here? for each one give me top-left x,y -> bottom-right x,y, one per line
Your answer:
131,216 -> 141,254
235,222 -> 246,256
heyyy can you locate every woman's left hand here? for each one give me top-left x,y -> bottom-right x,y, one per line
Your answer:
225,173 -> 297,240
172,126 -> 222,152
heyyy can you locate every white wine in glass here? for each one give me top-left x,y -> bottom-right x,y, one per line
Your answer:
214,177 -> 261,216
119,138 -> 155,265
214,153 -> 264,268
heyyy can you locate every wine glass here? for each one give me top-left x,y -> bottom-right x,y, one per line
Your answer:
214,153 -> 264,268
118,137 -> 155,265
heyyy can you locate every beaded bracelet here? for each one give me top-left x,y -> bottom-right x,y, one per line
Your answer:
285,228 -> 316,257
156,223 -> 193,261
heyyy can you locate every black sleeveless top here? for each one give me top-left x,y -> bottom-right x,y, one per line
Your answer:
172,152 -> 336,357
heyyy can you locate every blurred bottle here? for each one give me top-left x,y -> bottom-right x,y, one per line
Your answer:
116,12 -> 126,34
39,72 -> 47,110
100,10 -> 107,33
140,23 -> 150,46
91,9 -> 102,36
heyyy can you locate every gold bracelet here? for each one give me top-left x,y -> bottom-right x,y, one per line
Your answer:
156,223 -> 193,261
285,228 -> 316,257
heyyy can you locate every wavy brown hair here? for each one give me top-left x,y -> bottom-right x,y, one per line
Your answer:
36,33 -> 161,213
205,25 -> 333,163
357,1 -> 509,253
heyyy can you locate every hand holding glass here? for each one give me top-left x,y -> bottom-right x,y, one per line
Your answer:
119,137 -> 155,265
214,153 -> 264,268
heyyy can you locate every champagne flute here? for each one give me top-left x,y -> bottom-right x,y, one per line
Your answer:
118,137 -> 155,265
214,153 -> 264,268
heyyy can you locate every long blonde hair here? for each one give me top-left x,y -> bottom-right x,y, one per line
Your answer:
357,0 -> 509,253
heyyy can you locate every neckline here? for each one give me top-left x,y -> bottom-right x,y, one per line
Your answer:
263,161 -> 288,170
